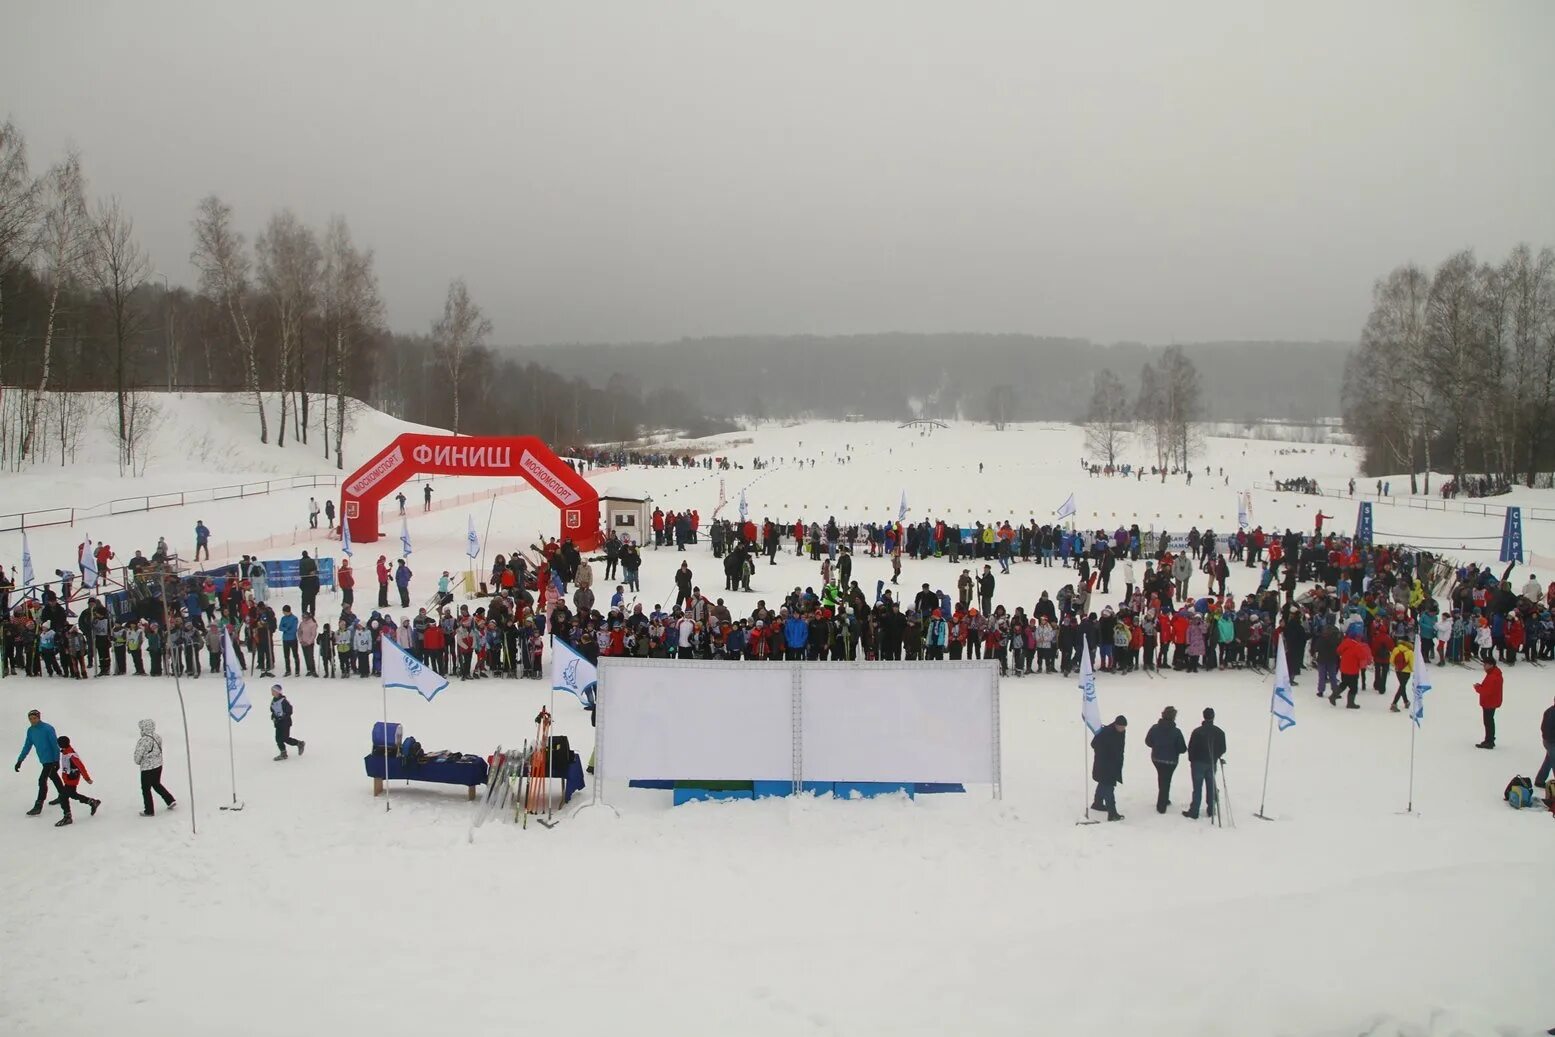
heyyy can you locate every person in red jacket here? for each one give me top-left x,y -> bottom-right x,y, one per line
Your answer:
375,555 -> 390,608
1369,627 -> 1395,696
1333,636 -> 1372,709
1474,657 -> 1503,749
54,735 -> 101,820
337,559 -> 355,609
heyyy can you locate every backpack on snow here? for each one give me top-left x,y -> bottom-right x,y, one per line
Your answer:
1503,775 -> 1534,809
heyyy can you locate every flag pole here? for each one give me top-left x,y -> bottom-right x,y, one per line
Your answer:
1077,728 -> 1098,825
1254,711 -> 1275,820
480,493 -> 498,584
1404,717 -> 1416,814
382,665 -> 392,813
225,713 -> 239,808
160,594 -> 197,837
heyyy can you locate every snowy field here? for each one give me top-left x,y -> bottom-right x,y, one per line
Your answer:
3,399 -> 1553,1037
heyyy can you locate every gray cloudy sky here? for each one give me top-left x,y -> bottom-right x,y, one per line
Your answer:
4,1 -> 1553,345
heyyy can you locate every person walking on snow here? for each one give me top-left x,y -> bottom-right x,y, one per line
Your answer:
53,735 -> 100,822
396,491 -> 407,515
16,709 -> 66,822
308,497 -> 320,529
270,685 -> 305,761
133,719 -> 177,816
1474,657 -> 1502,749
1144,706 -> 1187,814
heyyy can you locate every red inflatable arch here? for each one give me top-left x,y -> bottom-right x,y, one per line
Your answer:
340,434 -> 601,550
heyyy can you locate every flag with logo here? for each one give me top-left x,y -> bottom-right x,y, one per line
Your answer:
399,517 -> 413,557
466,514 -> 480,560
1056,493 -> 1076,522
898,490 -> 908,523
1079,635 -> 1102,735
80,535 -> 98,589
1411,633 -> 1431,727
1237,492 -> 1249,530
550,636 -> 598,708
381,636 -> 448,702
21,530 -> 35,586
341,516 -> 353,557
1270,630 -> 1296,731
222,630 -> 252,722
738,489 -> 748,523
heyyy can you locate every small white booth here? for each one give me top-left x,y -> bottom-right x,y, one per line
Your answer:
600,489 -> 651,543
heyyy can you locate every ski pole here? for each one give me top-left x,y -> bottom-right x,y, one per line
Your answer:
1220,759 -> 1236,828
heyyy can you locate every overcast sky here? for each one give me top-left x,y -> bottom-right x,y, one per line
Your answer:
4,1 -> 1552,346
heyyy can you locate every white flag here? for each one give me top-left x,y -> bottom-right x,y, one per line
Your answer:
222,630 -> 252,722
80,535 -> 98,589
550,636 -> 598,708
381,636 -> 448,702
1411,634 -> 1431,727
1270,630 -> 1296,731
341,516 -> 353,557
21,530 -> 35,586
1237,492 -> 1249,530
1056,493 -> 1077,522
399,517 -> 413,557
738,489 -> 748,523
898,490 -> 908,522
466,514 -> 480,560
1079,635 -> 1102,735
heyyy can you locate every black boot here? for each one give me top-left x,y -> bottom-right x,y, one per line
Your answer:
55,816 -> 72,827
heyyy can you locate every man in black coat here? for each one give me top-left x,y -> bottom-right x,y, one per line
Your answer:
1535,695 -> 1555,787
1144,706 -> 1187,814
1184,707 -> 1227,820
1090,715 -> 1128,821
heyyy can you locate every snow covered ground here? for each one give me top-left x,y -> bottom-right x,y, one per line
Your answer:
2,401 -> 1553,1037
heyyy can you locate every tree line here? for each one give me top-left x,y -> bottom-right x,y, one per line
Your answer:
1343,245 -> 1555,490
0,118 -> 709,475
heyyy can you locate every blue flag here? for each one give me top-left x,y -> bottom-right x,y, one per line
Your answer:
549,637 -> 597,707
1270,631 -> 1296,731
340,516 -> 353,557
381,636 -> 448,702
1411,634 -> 1431,727
222,630 -> 252,722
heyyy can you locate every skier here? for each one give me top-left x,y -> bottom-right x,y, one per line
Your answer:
1183,708 -> 1226,821
423,483 -> 433,512
270,685 -> 305,761
1144,706 -> 1186,814
396,491 -> 407,515
133,719 -> 177,816
1090,716 -> 1127,821
16,709 -> 66,822
1474,657 -> 1502,749
53,735 -> 101,822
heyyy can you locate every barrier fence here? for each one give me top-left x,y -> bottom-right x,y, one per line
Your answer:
1252,482 -> 1555,523
1,474 -> 345,533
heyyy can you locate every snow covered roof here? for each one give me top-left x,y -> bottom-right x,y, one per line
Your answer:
600,488 -> 651,503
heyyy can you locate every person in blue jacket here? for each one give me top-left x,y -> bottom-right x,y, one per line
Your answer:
782,609 -> 808,661
278,605 -> 301,677
15,708 -> 66,820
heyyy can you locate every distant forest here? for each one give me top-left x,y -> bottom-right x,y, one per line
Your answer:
507,336 -> 1353,423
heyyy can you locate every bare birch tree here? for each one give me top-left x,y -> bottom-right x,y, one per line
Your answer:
432,277 -> 491,435
1424,250 -> 1481,485
256,210 -> 320,448
190,194 -> 267,442
321,216 -> 382,467
1082,369 -> 1130,466
84,196 -> 151,471
21,149 -> 88,460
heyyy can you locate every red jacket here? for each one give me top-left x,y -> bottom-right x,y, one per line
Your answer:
60,747 -> 91,787
1337,637 -> 1372,676
338,565 -> 355,590
1474,666 -> 1503,709
376,558 -> 390,585
422,625 -> 445,651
